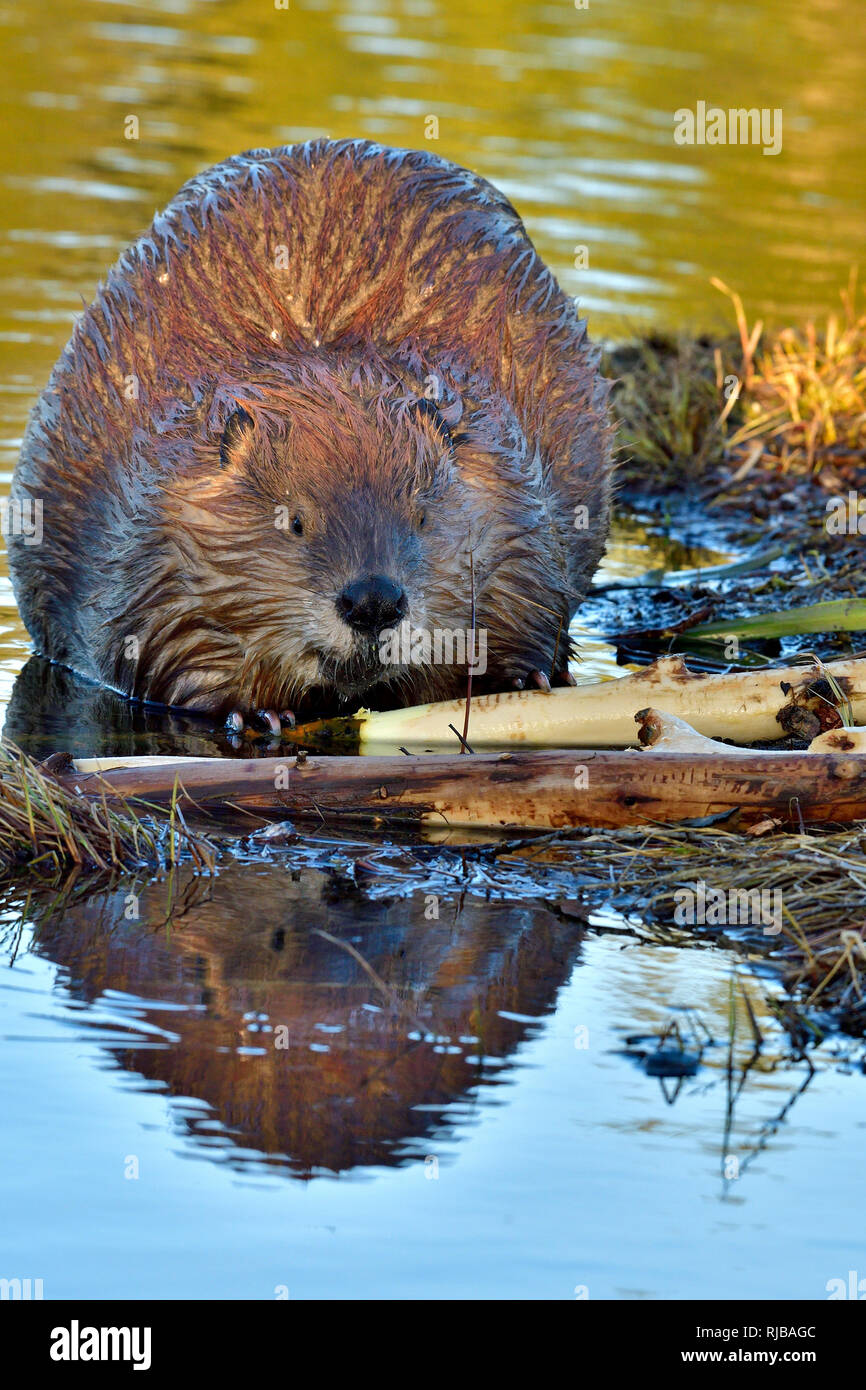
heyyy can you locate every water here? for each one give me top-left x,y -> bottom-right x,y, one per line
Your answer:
1,0 -> 865,1300
2,865 -> 864,1300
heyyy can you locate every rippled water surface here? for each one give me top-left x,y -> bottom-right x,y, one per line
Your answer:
1,0 -> 865,701
1,0 -> 865,1300
3,867 -> 865,1300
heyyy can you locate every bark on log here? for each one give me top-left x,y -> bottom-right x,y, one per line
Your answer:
55,749 -> 866,832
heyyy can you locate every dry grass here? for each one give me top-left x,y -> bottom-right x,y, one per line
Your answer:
500,824 -> 866,1034
0,741 -> 216,880
608,271 -> 866,484
717,271 -> 866,473
605,334 -> 730,486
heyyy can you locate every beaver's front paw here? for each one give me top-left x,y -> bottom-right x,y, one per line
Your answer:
224,708 -> 296,739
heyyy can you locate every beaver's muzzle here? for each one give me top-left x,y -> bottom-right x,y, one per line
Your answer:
335,575 -> 408,635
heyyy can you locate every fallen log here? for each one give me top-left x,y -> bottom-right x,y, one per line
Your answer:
280,654 -> 865,753
55,747 -> 866,833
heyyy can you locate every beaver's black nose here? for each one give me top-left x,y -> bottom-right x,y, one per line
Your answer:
337,575 -> 407,633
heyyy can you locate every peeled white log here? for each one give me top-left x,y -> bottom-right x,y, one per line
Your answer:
334,655 -> 866,752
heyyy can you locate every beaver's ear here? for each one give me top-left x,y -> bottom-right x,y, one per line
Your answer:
219,407 -> 255,469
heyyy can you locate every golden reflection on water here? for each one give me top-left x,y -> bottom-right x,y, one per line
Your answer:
20,859 -> 794,1180
0,0 -> 863,700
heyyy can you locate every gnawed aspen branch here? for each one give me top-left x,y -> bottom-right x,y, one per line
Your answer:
282,655 -> 866,753
635,708 -> 742,753
809,726 -> 866,753
637,708 -> 866,756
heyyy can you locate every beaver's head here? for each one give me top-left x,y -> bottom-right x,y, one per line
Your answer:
141,365 -> 501,712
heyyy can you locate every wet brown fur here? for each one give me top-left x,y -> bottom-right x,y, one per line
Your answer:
10,139 -> 613,715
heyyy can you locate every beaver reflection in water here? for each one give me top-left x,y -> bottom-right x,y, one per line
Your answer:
10,140 -> 613,730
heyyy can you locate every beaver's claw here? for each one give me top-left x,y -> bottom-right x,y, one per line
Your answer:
224,708 -> 296,740
512,668 -> 575,692
529,669 -> 552,692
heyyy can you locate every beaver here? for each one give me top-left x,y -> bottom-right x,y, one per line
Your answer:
9,139 -> 612,730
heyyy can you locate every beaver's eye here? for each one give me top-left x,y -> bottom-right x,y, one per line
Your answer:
416,511 -> 426,531
291,515 -> 304,536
